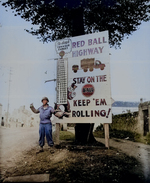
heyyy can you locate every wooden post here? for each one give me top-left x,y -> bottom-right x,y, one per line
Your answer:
55,123 -> 60,145
104,123 -> 109,149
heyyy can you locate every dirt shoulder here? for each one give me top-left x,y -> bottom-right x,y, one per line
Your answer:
96,137 -> 150,181
0,141 -> 146,183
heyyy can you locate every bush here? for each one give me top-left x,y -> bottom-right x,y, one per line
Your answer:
111,113 -> 138,132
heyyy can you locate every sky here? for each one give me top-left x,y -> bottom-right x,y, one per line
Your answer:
0,4 -> 150,114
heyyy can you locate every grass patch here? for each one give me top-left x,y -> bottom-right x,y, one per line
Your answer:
93,130 -> 105,138
131,134 -> 150,145
94,127 -> 141,142
146,133 -> 150,145
94,112 -> 150,145
109,129 -> 141,142
60,131 -> 75,141
94,128 -> 150,145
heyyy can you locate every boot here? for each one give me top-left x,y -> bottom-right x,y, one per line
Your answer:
49,145 -> 55,154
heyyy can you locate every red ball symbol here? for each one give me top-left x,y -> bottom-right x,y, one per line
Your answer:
82,84 -> 95,97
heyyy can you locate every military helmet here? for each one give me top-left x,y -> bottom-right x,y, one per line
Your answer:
41,97 -> 49,103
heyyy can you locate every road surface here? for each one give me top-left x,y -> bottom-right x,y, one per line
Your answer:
0,126 -> 39,173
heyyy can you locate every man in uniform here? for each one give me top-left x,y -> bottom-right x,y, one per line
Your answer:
30,97 -> 58,152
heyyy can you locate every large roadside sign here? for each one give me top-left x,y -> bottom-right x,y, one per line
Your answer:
54,30 -> 112,124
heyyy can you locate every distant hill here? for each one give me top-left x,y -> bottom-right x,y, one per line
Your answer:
112,101 -> 139,107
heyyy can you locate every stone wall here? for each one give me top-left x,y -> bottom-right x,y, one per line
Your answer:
138,101 -> 150,136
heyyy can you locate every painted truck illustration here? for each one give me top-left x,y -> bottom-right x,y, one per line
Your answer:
72,58 -> 105,73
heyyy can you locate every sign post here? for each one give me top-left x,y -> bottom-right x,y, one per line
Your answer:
104,123 -> 109,149
55,123 -> 60,145
53,31 -> 112,148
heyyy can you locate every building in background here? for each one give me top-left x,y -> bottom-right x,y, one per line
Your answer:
4,105 -> 40,128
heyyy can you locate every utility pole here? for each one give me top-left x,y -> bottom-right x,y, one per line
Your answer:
6,68 -> 12,126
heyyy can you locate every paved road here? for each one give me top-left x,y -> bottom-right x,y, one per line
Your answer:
0,126 -> 39,172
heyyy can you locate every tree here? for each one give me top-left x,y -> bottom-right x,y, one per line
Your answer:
1,0 -> 150,47
2,0 -> 150,144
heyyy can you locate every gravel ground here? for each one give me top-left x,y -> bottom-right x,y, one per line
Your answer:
0,142 -> 146,183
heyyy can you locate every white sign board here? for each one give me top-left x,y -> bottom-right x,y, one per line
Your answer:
54,30 -> 112,124
55,39 -> 72,54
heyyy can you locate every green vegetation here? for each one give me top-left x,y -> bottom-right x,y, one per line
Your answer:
111,112 -> 138,132
67,123 -> 75,127
94,128 -> 141,142
146,133 -> 150,145
57,128 -> 150,145
2,1 -> 150,47
94,130 -> 105,138
60,131 -> 75,141
94,127 -> 150,145
94,112 -> 150,145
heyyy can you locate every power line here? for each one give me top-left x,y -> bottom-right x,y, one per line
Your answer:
6,67 -> 12,126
